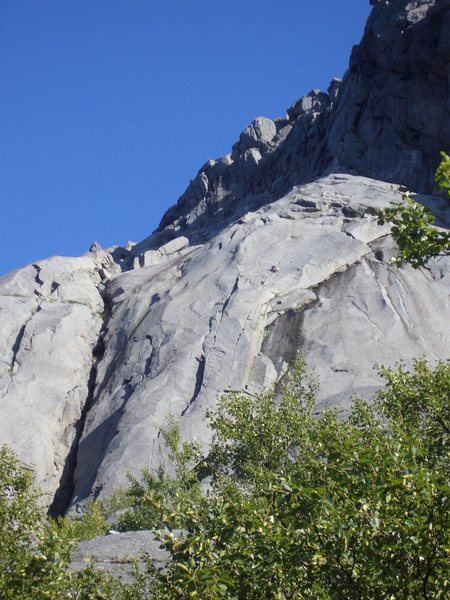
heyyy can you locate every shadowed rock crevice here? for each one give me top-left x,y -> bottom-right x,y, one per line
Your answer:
32,264 -> 44,287
69,382 -> 134,507
47,295 -> 112,517
9,310 -> 36,371
181,354 -> 206,417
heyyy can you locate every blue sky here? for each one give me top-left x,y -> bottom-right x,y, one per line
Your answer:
0,1 -> 371,275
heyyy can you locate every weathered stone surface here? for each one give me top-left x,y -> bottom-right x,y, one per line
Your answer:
0,252 -> 119,511
233,117 -> 278,156
152,0 -> 449,243
133,236 -> 191,269
69,175 -> 450,507
328,0 -> 450,193
71,530 -> 168,583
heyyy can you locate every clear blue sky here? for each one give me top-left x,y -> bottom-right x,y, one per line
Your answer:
0,1 -> 371,276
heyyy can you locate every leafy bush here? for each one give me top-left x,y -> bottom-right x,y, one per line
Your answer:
3,357 -> 450,598
120,358 -> 450,599
0,446 -> 144,599
435,151 -> 450,197
377,151 -> 450,267
55,499 -> 109,542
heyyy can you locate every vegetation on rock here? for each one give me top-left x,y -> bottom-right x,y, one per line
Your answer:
377,152 -> 450,267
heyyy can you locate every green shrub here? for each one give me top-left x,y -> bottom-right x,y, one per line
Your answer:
3,357 -> 450,598
435,151 -> 450,197
377,151 -> 450,267
120,358 -> 450,599
0,446 -> 144,599
55,499 -> 109,542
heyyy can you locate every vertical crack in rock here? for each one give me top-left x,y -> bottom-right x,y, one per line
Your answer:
47,294 -> 112,517
2,305 -> 41,399
95,378 -> 134,462
10,325 -> 27,370
84,377 -> 136,505
181,354 -> 206,417
32,264 -> 44,295
181,277 -> 240,416
228,319 -> 249,386
144,335 -> 155,377
9,307 -> 40,372
92,291 -> 159,403
219,276 -> 239,322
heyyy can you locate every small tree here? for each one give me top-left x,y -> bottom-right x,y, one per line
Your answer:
377,152 -> 450,267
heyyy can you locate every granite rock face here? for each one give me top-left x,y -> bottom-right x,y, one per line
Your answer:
0,252 -> 119,512
69,175 -> 450,506
0,0 -> 449,514
154,0 -> 449,242
328,0 -> 450,192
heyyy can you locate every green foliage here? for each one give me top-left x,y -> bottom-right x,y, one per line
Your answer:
377,194 -> 450,268
55,500 -> 109,542
435,151 -> 450,197
118,416 -> 204,533
377,151 -> 450,267
0,445 -> 144,599
3,358 -> 450,598
101,487 -> 134,518
120,358 -> 450,599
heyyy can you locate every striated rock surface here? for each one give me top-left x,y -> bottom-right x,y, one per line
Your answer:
0,252 -> 119,512
0,0 -> 449,514
69,175 -> 450,505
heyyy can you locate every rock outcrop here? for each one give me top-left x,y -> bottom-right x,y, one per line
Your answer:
151,0 -> 449,246
71,531 -> 169,583
71,175 -> 450,505
0,252 -> 119,512
0,0 -> 449,513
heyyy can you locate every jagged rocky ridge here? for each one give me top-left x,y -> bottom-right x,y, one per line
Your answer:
0,0 -> 449,515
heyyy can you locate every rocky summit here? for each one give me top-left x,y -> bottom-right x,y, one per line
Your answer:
1,0 -> 449,517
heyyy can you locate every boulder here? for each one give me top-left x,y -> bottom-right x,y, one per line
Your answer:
71,530 -> 169,584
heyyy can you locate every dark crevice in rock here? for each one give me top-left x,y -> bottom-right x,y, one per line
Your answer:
181,355 -> 206,417
74,382 -> 134,507
91,286 -> 167,403
220,277 -> 239,320
368,234 -> 399,265
32,264 -> 43,286
47,292 -> 112,517
10,324 -> 27,370
47,361 -> 101,517
144,335 -> 155,377
9,305 -> 41,372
